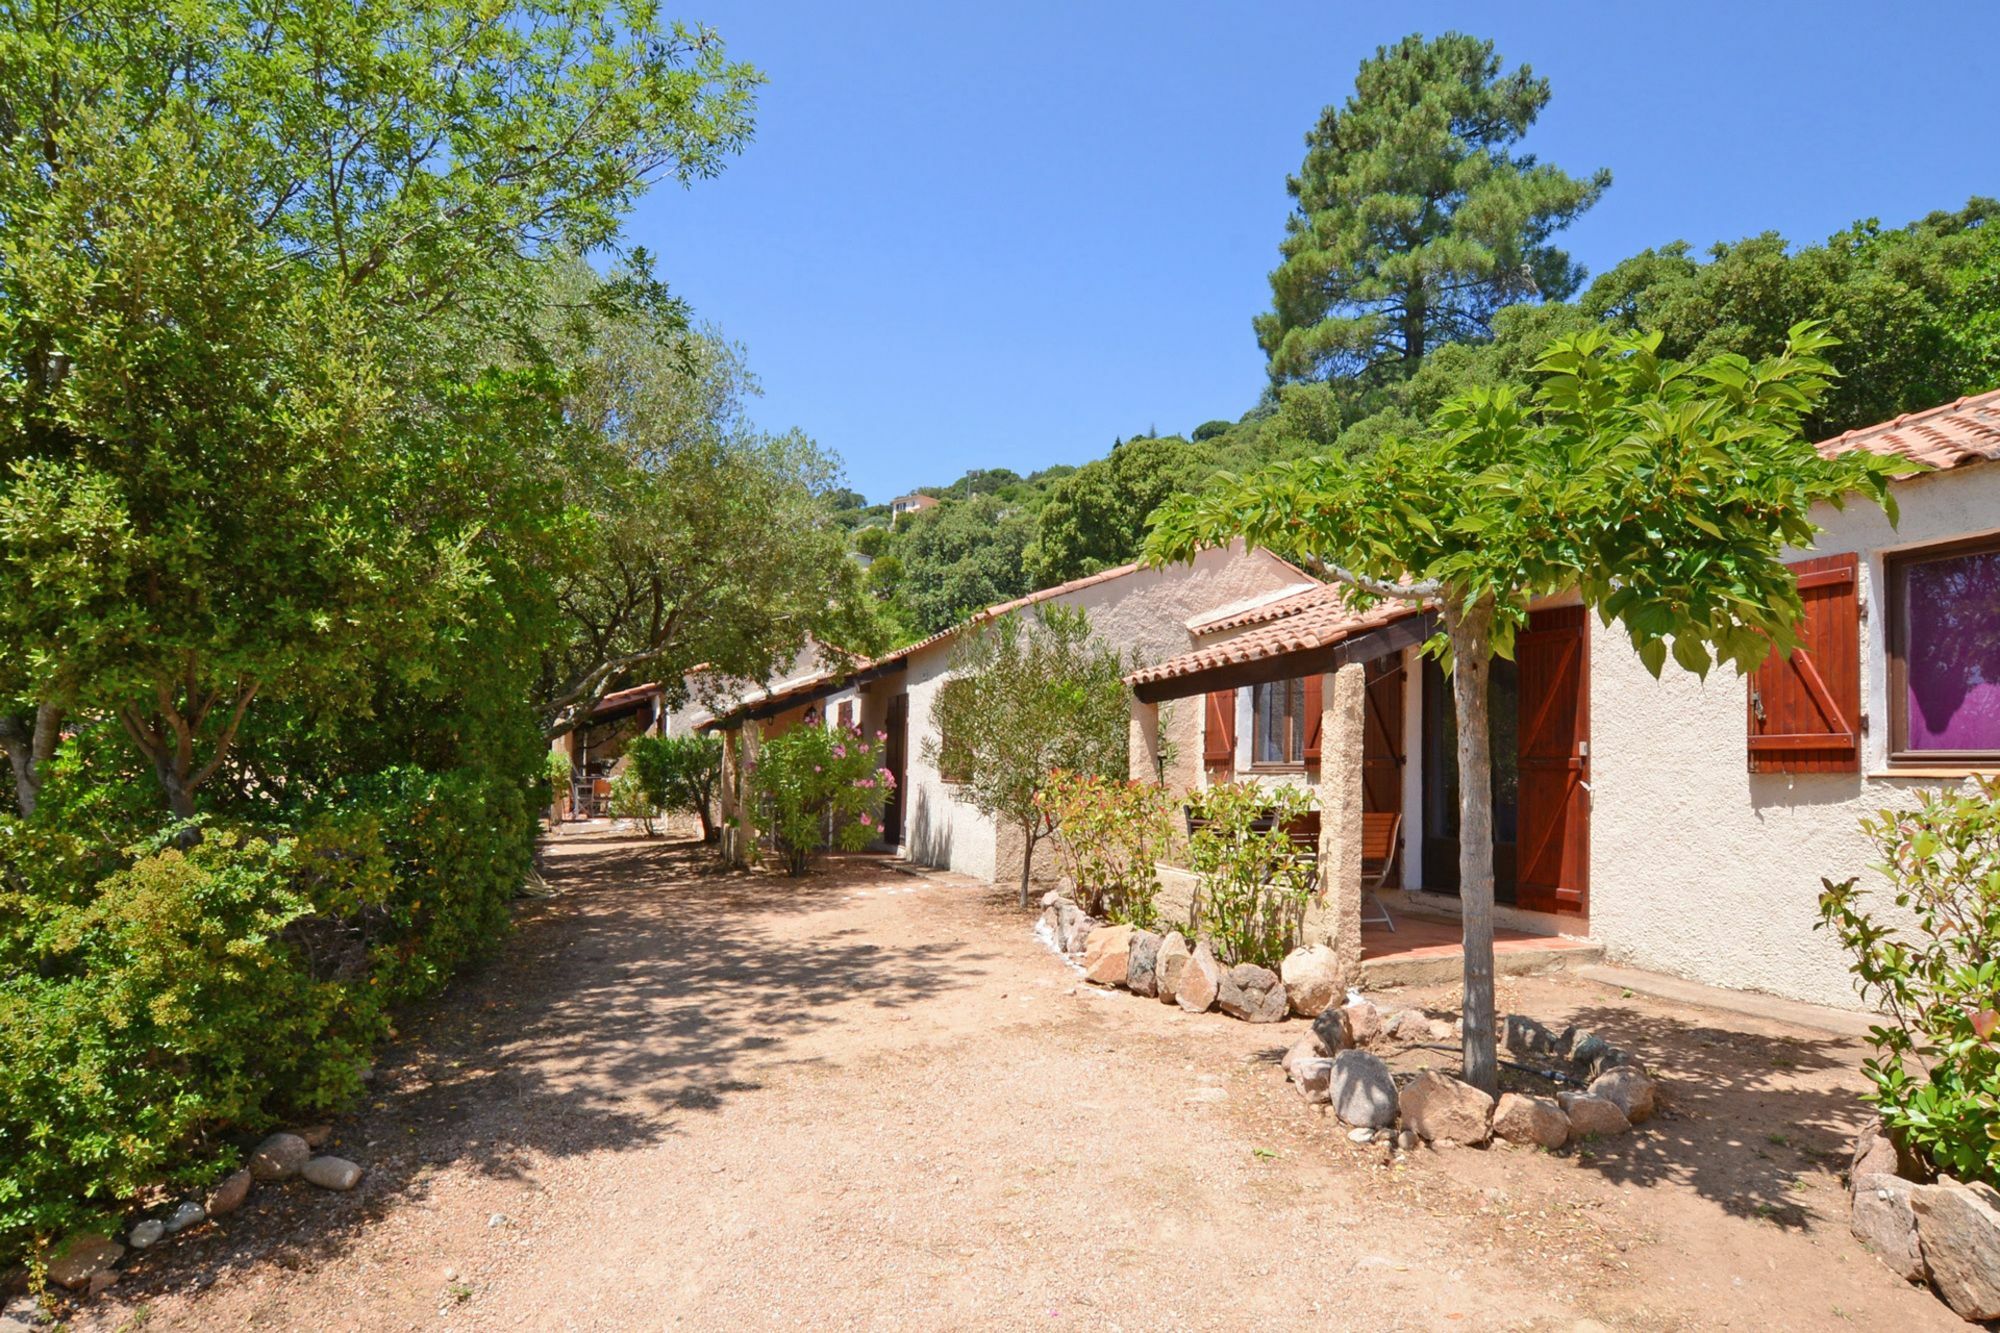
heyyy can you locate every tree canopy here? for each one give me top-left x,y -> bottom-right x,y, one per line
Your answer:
1148,324 -> 1917,1092
1255,31 -> 1608,385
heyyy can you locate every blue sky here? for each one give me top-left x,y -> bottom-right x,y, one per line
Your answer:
629,3 -> 2000,504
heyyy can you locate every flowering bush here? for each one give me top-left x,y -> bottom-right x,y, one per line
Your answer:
1037,771 -> 1173,928
1818,779 -> 2000,1187
1185,781 -> 1318,968
752,724 -> 894,876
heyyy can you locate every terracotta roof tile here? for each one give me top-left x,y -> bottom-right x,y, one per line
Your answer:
1819,389 -> 2000,471
1126,587 -> 1426,688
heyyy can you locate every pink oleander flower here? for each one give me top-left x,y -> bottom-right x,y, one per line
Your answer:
859,813 -> 873,827
876,730 -> 888,741
833,744 -> 847,758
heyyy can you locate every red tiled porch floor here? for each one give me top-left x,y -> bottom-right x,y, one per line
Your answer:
1359,911 -> 1601,985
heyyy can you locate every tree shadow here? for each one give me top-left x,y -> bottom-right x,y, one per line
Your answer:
100,831 -> 995,1303
1545,1004 -> 1867,1230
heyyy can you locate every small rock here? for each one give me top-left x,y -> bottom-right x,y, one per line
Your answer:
1427,1019 -> 1456,1042
298,1123 -> 334,1148
1328,1050 -> 1398,1129
249,1132 -> 311,1182
1503,1014 -> 1564,1059
1282,1030 -> 1330,1076
1850,1124 -> 1900,1185
1293,1057 -> 1335,1104
1081,924 -> 1135,988
1380,1008 -> 1428,1042
1399,1070 -> 1494,1147
1569,1030 -> 1610,1071
1558,1092 -> 1631,1138
207,1167 -> 254,1216
488,1213 -> 509,1228
164,1200 -> 207,1234
1126,929 -> 1161,997
126,1220 -> 166,1250
1913,1178 -> 2000,1320
46,1234 -> 124,1291
1155,931 -> 1191,1005
301,1156 -> 364,1191
1217,963 -> 1288,1023
1279,945 -> 1341,1017
1850,1173 -> 1926,1283
1176,939 -> 1222,1014
1060,905 -> 1099,955
1039,889 -> 1061,909
1310,1003 -> 1351,1056
1493,1093 -> 1570,1149
1339,999 -> 1382,1046
85,1271 -> 118,1299
1347,1126 -> 1376,1144
1396,1128 -> 1418,1152
1588,1067 -> 1658,1124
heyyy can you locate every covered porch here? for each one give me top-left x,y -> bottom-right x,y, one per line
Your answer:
1126,586 -> 1596,983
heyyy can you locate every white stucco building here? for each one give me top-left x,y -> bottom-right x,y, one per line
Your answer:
702,544 -> 1313,883
1126,390 -> 2000,1010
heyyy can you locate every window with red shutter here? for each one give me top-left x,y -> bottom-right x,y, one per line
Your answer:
1747,553 -> 1861,774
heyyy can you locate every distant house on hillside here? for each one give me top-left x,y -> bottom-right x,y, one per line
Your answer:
889,492 -> 939,525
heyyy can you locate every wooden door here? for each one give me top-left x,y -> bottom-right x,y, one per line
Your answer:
1515,605 -> 1589,915
883,693 -> 909,844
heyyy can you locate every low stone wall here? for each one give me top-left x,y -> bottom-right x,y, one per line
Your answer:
1039,892 -> 1661,1163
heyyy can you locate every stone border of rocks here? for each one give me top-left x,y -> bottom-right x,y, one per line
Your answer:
1847,1123 -> 2000,1323
38,1126 -> 366,1298
1040,897 -> 1661,1158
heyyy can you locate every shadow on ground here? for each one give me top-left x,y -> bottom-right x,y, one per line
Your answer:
1553,1004 -> 1862,1229
106,830 -> 993,1301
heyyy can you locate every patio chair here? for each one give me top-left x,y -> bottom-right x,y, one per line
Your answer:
1360,811 -> 1401,932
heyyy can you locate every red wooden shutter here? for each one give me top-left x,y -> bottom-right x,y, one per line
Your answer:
1203,689 -> 1236,772
1516,605 -> 1590,916
1748,553 -> 1861,774
1302,674 -> 1323,761
1362,657 -> 1406,814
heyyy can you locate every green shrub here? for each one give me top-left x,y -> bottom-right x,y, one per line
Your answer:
0,823 -> 392,1259
1186,782 -> 1318,968
608,768 -> 658,835
0,763 -> 532,1268
544,747 -> 573,811
1036,771 -> 1172,928
751,725 -> 892,876
1818,780 -> 2000,1187
626,733 -> 722,841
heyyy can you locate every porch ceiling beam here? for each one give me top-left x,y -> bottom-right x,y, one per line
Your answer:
723,658 -> 909,727
1132,612 -> 1437,704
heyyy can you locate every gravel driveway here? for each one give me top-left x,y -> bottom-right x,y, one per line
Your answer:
79,827 -> 1961,1331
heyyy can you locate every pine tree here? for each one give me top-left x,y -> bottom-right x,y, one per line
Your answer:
1256,32 -> 1610,385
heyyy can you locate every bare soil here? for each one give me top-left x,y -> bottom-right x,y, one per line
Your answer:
71,826 -> 1960,1331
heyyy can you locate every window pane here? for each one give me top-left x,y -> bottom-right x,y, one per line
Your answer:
1288,678 -> 1306,761
1905,547 -> 2000,751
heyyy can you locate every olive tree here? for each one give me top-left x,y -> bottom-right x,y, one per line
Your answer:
1147,324 -> 1914,1093
924,605 -> 1129,907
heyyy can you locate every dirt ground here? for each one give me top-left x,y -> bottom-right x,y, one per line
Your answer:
68,826 -> 1961,1331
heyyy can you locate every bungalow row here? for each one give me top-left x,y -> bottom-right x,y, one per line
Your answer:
706,389 -> 2000,1012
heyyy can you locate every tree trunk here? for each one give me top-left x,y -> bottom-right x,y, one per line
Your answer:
1018,820 -> 1038,909
1445,598 -> 1500,1096
697,798 -> 717,844
0,702 -> 61,817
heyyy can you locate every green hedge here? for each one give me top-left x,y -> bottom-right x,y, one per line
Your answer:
0,765 -> 532,1264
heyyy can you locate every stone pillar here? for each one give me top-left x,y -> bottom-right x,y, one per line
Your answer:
736,721 -> 762,868
1316,662 -> 1367,979
1129,698 -> 1160,783
718,728 -> 743,867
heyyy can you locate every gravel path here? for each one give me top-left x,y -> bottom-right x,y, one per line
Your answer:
80,827 -> 1962,1331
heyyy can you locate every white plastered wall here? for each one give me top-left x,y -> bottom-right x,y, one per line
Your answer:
1589,462 -> 2000,1009
897,545 -> 1306,882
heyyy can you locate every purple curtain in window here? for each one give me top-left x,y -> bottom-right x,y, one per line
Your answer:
1905,547 -> 2000,751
